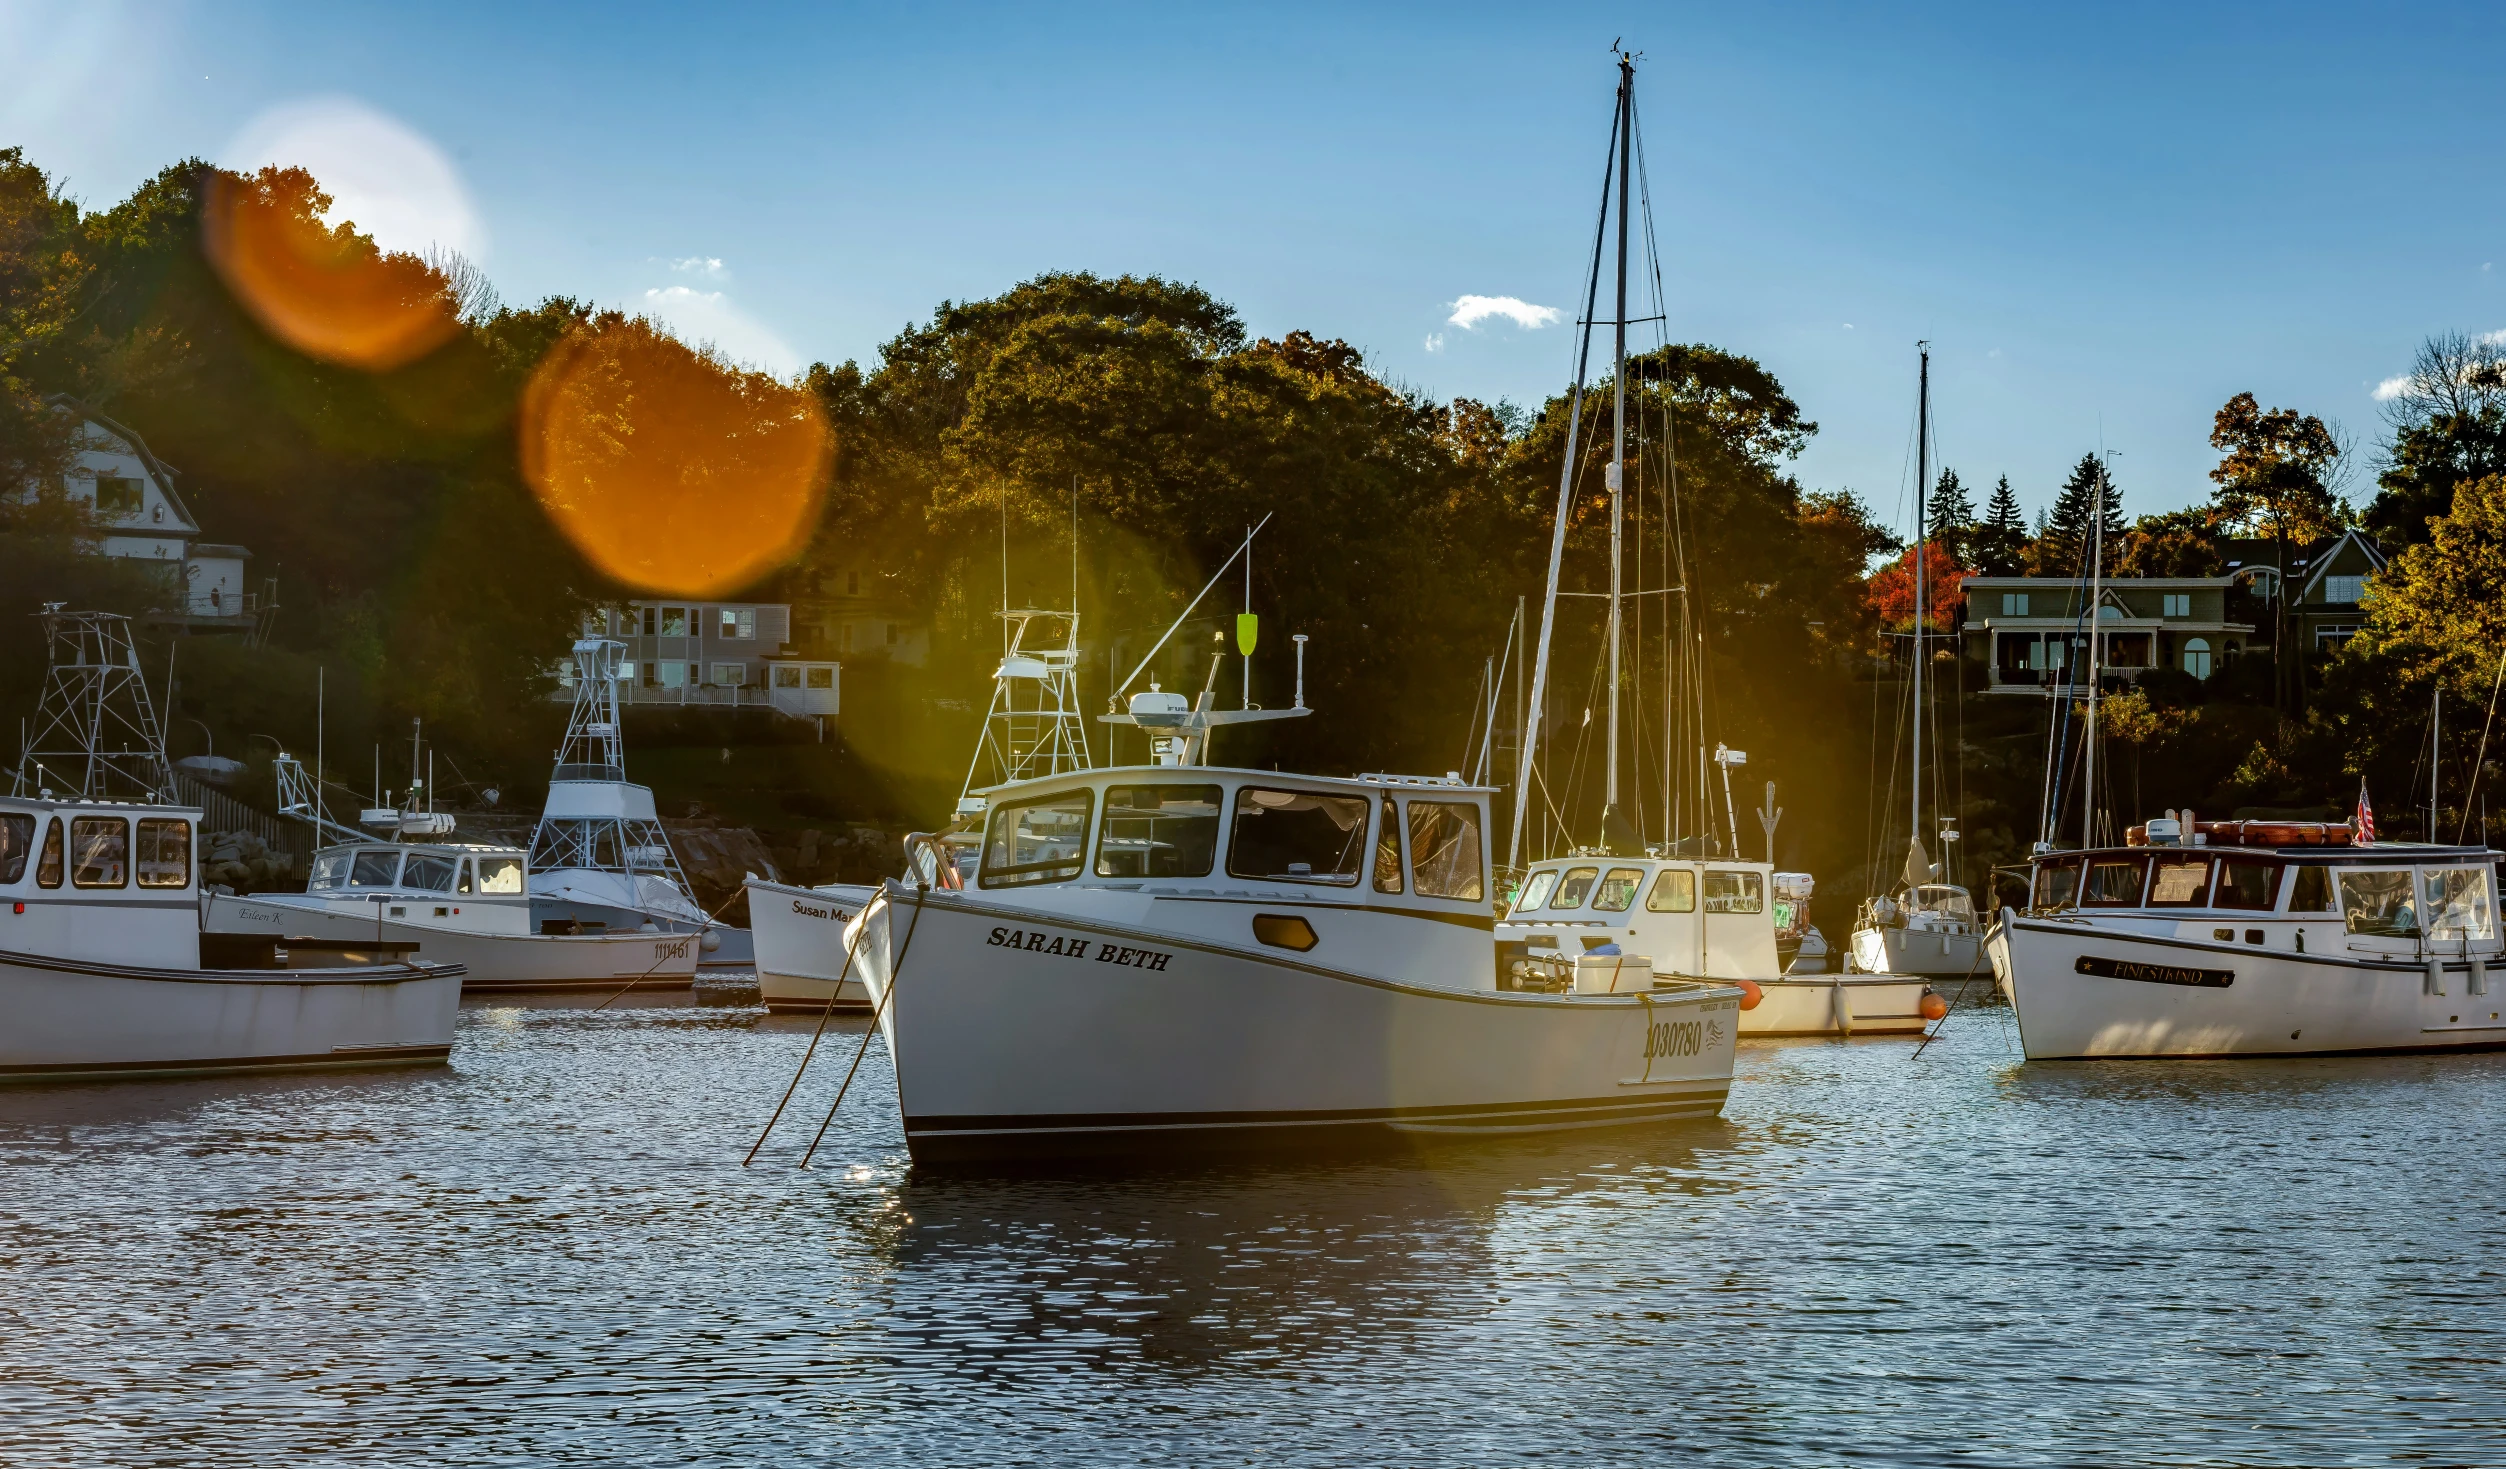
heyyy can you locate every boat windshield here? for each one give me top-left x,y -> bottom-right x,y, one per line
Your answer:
2420,867 -> 2494,940
2338,869 -> 2418,936
347,850 -> 402,888
1551,867 -> 1599,909
2032,858 -> 2080,910
1405,801 -> 1485,901
0,813 -> 32,884
310,849 -> 352,890
402,852 -> 460,892
1227,788 -> 1367,886
1513,869 -> 1559,913
1912,884 -> 1976,919
475,856 -> 525,894
1096,784 -> 1221,879
1592,867 -> 1645,913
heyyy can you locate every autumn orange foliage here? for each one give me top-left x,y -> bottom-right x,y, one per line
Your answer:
1865,540 -> 1967,632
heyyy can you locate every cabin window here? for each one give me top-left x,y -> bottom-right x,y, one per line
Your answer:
69,817 -> 128,888
1646,869 -> 1696,912
2081,857 -> 2147,907
476,856 -> 525,894
1592,867 -> 1645,913
348,850 -> 403,887
2288,865 -> 2335,913
2032,858 -> 2080,909
2214,857 -> 2281,911
135,818 -> 190,888
2421,868 -> 2495,941
1551,867 -> 1600,909
2337,869 -> 2418,937
983,791 -> 1094,888
2148,858 -> 2212,906
0,814 -> 33,884
1514,869 -> 1559,914
309,849 -> 352,890
1228,788 -> 1367,886
1704,871 -> 1763,914
403,852 -> 460,892
35,818 -> 63,889
1095,784 -> 1220,879
1406,801 -> 1484,900
659,607 -> 689,637
1372,799 -> 1404,894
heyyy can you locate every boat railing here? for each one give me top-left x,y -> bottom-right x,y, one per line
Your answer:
550,762 -> 627,783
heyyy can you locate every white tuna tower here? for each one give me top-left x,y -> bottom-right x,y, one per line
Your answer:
12,608 -> 174,802
525,639 -> 705,927
956,609 -> 1094,818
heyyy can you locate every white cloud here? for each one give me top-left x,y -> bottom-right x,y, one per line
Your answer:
2482,327 -> 2506,345
669,256 -> 727,279
222,96 -> 486,260
1423,332 -> 1445,353
2372,374 -> 2413,402
1448,295 -> 1560,331
1842,323 -> 1855,330
641,285 -> 801,375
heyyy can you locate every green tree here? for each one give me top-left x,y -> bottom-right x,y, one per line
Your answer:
2039,453 -> 2124,575
2209,391 -> 2349,709
1971,473 -> 2028,574
2365,332 -> 2506,548
2111,506 -> 2225,578
1925,467 -> 1976,564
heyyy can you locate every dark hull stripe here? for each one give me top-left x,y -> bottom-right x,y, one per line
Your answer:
760,999 -> 872,1014
0,1043 -> 451,1083
1748,1023 -> 1927,1036
2029,1036 -> 2506,1061
2004,919 -> 2454,975
902,1094 -> 1727,1163
907,1085 -> 1728,1135
460,978 -> 694,994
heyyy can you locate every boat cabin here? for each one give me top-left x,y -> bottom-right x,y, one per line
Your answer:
0,795 -> 201,968
1496,856 -> 1781,982
2022,838 -> 2500,958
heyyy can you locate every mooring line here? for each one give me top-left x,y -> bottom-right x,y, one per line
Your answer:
799,882 -> 930,1170
1912,929 -> 1993,1060
742,900 -> 877,1167
588,883 -> 750,1014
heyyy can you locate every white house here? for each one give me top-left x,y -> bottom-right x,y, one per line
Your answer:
20,397 -> 261,629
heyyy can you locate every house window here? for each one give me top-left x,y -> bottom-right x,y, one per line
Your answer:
720,607 -> 756,639
619,661 -> 637,682
2183,637 -> 2212,679
2324,575 -> 2366,604
658,661 -> 686,688
641,607 -> 657,636
2000,593 -> 2028,617
773,666 -> 802,688
2162,593 -> 2190,618
886,622 -> 900,646
94,476 -> 141,516
806,667 -> 833,689
2315,624 -> 2359,650
846,571 -> 861,596
659,606 -> 689,637
712,663 -> 747,687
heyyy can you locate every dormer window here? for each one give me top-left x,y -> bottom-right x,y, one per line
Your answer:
95,476 -> 141,517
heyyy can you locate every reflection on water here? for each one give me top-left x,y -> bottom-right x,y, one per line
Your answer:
2,979 -> 2500,1465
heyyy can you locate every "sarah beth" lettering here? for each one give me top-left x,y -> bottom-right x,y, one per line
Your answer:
986,926 -> 1172,971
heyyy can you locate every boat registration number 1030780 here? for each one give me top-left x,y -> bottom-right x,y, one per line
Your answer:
1645,1019 -> 1702,1060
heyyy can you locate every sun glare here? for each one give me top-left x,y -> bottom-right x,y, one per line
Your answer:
202,169 -> 463,372
519,317 -> 830,597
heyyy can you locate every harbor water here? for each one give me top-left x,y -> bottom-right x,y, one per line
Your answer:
3,981 -> 2500,1466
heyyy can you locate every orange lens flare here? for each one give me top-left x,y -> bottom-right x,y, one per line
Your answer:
202,172 -> 461,372
520,318 -> 829,597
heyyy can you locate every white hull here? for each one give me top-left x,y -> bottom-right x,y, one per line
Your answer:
1849,921 -> 1982,979
747,879 -> 876,1012
203,895 -> 698,992
856,885 -> 1740,1164
0,946 -> 461,1083
1742,974 -> 1932,1036
1990,914 -> 2506,1059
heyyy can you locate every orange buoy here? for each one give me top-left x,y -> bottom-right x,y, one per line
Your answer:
1734,978 -> 1763,1011
1919,990 -> 1950,1022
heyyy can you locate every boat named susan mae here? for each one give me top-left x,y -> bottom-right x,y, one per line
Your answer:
1988,815 -> 2506,1058
844,673 -> 1743,1163
0,793 -> 461,1082
530,638 -> 748,966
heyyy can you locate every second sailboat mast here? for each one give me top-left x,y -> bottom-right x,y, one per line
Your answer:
1913,343 -> 1928,862
1606,52 -> 1633,832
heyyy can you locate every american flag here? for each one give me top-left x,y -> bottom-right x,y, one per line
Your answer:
2356,780 -> 2376,844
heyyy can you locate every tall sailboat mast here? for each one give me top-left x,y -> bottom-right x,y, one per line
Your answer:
2081,459 -> 2107,846
1603,51 -> 1634,848
1912,343 -> 1928,869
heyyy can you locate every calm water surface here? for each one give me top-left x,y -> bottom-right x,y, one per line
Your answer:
2,982 -> 2499,1466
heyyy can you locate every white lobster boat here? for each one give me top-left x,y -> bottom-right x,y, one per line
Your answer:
1499,858 -> 1933,1036
0,794 -> 461,1082
746,877 -> 877,1012
848,752 -> 1740,1164
1988,817 -> 2506,1058
205,838 -> 697,993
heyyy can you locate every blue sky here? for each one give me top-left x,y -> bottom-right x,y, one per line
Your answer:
7,1 -> 2502,536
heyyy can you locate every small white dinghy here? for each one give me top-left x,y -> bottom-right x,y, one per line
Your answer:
845,754 -> 1741,1164
0,794 -> 461,1083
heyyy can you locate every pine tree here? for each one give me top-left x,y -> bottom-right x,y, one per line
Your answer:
2044,453 -> 2126,572
1925,467 -> 1977,562
1973,474 -> 2028,575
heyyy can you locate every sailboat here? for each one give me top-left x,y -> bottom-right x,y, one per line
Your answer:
1846,344 -> 1984,982
1490,54 -> 1936,1036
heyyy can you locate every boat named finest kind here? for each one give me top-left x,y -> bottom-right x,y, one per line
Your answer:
1989,814 -> 2506,1058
